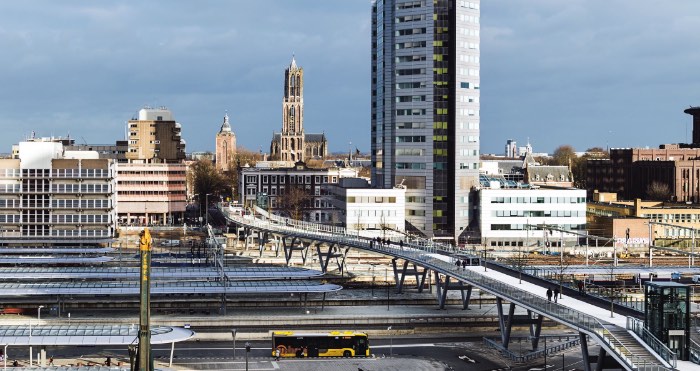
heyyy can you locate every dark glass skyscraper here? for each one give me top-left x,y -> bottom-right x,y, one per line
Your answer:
371,0 -> 481,240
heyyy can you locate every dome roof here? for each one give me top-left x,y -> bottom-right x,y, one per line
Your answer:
219,113 -> 232,134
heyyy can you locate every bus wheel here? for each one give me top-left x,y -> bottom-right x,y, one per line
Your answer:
343,350 -> 351,357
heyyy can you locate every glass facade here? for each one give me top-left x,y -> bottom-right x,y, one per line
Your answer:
644,282 -> 690,361
371,0 -> 480,239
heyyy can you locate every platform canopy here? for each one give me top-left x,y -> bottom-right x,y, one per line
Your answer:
0,325 -> 194,346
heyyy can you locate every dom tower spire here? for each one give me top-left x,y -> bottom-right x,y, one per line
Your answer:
280,56 -> 305,162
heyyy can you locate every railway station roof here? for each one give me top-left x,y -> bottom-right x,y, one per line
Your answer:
0,325 -> 194,346
0,257 -> 113,265
0,266 -> 324,280
0,247 -> 114,254
0,280 -> 342,296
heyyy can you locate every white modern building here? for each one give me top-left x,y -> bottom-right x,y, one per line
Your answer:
323,178 -> 406,233
0,140 -> 116,244
479,186 -> 587,249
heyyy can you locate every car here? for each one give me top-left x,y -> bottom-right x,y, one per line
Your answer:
160,239 -> 181,247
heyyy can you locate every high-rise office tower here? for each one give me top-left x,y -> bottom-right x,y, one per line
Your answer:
371,0 -> 480,240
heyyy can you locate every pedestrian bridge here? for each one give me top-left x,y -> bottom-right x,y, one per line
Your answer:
218,205 -> 693,371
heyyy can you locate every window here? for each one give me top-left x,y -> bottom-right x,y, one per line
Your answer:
396,82 -> 426,89
395,41 -> 427,50
396,136 -> 426,143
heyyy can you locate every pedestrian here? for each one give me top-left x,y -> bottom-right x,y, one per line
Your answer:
275,348 -> 281,361
399,240 -> 404,250
13,360 -> 18,367
455,259 -> 461,269
462,259 -> 467,270
49,357 -> 54,366
553,287 -> 560,303
546,288 -> 552,301
370,240 -> 374,249
577,280 -> 584,295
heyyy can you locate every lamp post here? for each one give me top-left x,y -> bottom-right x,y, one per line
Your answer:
245,342 -> 251,371
387,326 -> 393,357
37,306 -> 44,321
231,329 -> 237,360
205,193 -> 212,227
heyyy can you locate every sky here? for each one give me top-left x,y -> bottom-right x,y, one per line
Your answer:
0,1 -> 699,155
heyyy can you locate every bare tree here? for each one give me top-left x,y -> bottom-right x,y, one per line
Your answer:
551,145 -> 576,166
191,159 -> 229,210
646,181 -> 672,201
278,185 -> 311,220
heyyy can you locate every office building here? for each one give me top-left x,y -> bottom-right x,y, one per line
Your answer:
127,107 -> 186,163
587,106 -> 700,202
371,0 -> 481,241
0,139 -> 115,244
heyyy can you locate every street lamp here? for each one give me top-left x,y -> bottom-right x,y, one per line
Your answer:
231,329 -> 237,360
387,326 -> 393,357
37,306 -> 44,321
245,342 -> 251,371
205,193 -> 212,227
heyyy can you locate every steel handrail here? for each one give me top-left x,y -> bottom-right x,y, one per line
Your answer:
626,317 -> 677,367
222,206 -> 674,371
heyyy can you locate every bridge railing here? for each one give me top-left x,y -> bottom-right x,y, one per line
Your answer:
627,317 -> 677,368
222,207 -> 673,371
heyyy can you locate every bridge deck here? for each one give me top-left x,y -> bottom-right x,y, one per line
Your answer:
221,206 -> 688,371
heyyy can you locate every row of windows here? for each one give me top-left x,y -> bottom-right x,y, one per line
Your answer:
397,109 -> 427,116
458,27 -> 480,37
460,82 -> 480,89
396,162 -> 426,170
396,82 -> 426,89
459,68 -> 479,76
406,196 -> 426,203
641,213 -> 700,223
119,171 -> 186,175
396,148 -> 425,156
458,149 -> 480,156
52,184 -> 111,193
459,163 -> 479,170
51,214 -> 111,223
459,14 -> 480,23
396,41 -> 427,50
460,136 -> 479,143
458,109 -> 479,116
458,42 -> 480,50
397,122 -> 426,129
396,136 -> 426,143
396,0 -> 424,10
396,55 -> 426,63
459,55 -> 480,64
492,210 -> 586,217
396,95 -> 426,103
347,196 -> 397,204
397,68 -> 425,76
396,27 -> 426,36
491,224 -> 586,231
458,1 -> 480,9
245,175 -> 338,185
396,14 -> 425,23
459,122 -> 480,130
459,96 -> 479,103
351,210 -> 399,217
491,196 -> 586,204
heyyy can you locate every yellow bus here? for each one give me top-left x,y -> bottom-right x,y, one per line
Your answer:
272,331 -> 369,358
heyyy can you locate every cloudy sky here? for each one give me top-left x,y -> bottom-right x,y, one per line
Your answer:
1,1 -> 699,155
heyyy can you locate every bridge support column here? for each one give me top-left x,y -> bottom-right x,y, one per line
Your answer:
579,332 -> 591,371
316,243 -> 351,274
258,231 -> 271,257
529,309 -> 544,350
434,272 -> 473,310
391,259 -> 429,293
282,237 -> 307,266
496,298 -> 515,349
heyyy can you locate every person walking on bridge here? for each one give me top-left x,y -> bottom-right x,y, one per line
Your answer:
546,288 -> 552,301
455,259 -> 461,270
553,287 -> 560,303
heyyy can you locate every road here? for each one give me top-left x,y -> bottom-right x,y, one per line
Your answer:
18,336 -> 589,371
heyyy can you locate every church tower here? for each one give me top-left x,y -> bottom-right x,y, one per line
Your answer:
215,113 -> 237,172
279,56 -> 305,162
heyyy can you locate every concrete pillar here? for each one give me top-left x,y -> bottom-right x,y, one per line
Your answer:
40,347 -> 46,367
